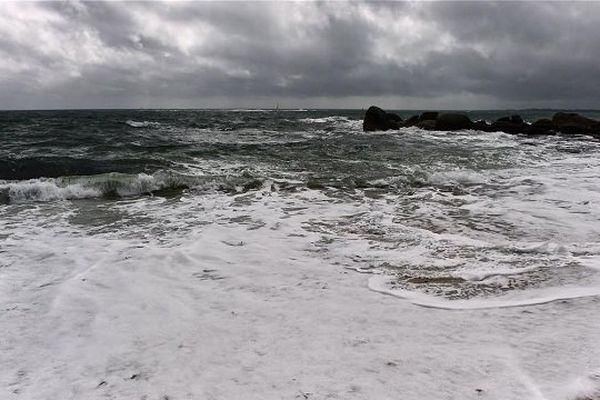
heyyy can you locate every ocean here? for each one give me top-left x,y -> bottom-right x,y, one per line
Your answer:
1,109 -> 600,399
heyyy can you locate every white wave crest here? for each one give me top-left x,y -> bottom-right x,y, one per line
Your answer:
2,180 -> 100,202
125,120 -> 161,128
299,116 -> 352,123
0,172 -> 186,203
428,169 -> 487,186
298,116 -> 362,130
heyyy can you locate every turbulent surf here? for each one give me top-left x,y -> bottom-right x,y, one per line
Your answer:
2,109 -> 600,399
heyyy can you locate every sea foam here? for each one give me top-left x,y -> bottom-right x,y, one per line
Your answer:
125,120 -> 161,128
0,172 -> 186,203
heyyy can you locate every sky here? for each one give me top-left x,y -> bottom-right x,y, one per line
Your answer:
1,1 -> 600,110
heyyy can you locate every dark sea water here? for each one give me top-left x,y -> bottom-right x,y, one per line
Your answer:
3,108 -> 600,184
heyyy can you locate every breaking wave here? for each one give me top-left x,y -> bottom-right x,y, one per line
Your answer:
125,120 -> 161,128
298,115 -> 362,130
0,170 -> 297,204
0,172 -> 195,203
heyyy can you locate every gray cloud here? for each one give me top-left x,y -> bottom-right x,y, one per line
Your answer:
1,1 -> 599,109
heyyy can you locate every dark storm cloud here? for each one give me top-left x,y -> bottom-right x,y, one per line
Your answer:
0,1 -> 599,109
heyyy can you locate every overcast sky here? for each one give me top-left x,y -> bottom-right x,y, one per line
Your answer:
1,1 -> 599,110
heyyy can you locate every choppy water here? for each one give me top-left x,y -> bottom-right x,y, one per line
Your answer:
2,109 -> 600,306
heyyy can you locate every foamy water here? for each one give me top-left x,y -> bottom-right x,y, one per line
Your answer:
1,109 -> 600,399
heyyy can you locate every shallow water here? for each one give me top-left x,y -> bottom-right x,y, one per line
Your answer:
1,109 -> 600,399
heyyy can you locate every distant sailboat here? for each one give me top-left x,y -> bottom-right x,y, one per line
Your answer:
274,103 -> 281,119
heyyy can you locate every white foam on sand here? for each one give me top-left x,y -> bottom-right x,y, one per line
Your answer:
2,131 -> 600,399
452,265 -> 544,282
368,275 -> 600,310
2,184 -> 600,400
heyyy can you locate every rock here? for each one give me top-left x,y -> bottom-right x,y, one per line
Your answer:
510,115 -> 524,124
472,120 -> 493,132
552,112 -> 597,128
497,115 -> 523,124
416,120 -> 436,130
404,115 -> 420,127
490,120 -> 526,134
435,113 -> 473,131
386,112 -> 403,123
419,111 -> 439,122
552,112 -> 599,135
490,115 -> 527,134
361,106 -> 600,137
524,118 -> 555,135
363,106 -> 402,131
591,122 -> 600,138
532,118 -> 554,129
556,124 -> 594,135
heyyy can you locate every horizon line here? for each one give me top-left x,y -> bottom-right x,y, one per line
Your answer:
2,107 -> 600,112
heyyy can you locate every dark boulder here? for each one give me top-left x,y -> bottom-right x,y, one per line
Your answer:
552,112 -> 598,135
552,112 -> 597,128
435,113 -> 473,131
404,115 -> 420,127
490,120 -> 526,134
363,106 -> 402,131
419,111 -> 439,122
532,118 -> 554,129
362,106 -> 600,138
416,120 -> 437,130
524,118 -> 555,136
555,124 -> 594,135
387,112 -> 403,123
510,115 -> 524,124
497,115 -> 524,125
472,120 -> 493,132
490,115 -> 527,134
